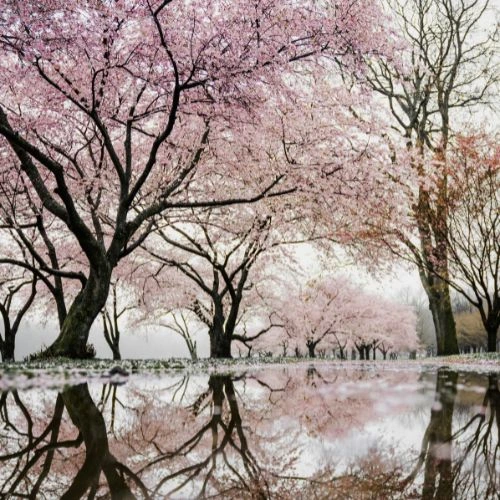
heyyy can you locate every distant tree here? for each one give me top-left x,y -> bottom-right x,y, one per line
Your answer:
101,279 -> 138,361
141,204 -> 287,358
158,310 -> 199,361
277,275 -> 417,359
0,268 -> 37,361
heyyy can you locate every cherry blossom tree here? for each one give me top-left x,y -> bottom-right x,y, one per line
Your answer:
0,0 -> 392,358
101,278 -> 140,360
136,63 -> 408,359
276,275 -> 356,358
139,202 -> 289,358
0,110 -> 77,352
276,274 -> 417,359
0,167 -> 75,358
370,301 -> 419,359
157,309 -> 200,361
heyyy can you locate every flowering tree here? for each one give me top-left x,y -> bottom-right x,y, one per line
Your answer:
283,276 -> 359,358
100,278 -> 140,360
0,167 -> 77,358
140,202 -> 288,358
0,0 -> 390,357
276,274 -> 417,358
157,309 -> 201,361
369,300 -> 419,359
138,61 -> 407,358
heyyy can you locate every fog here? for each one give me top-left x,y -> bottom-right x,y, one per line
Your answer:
13,265 -> 421,361
15,320 -> 211,360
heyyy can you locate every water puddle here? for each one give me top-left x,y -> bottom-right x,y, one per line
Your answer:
0,364 -> 498,498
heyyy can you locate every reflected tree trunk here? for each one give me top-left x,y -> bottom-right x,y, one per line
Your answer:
61,384 -> 136,499
143,374 -> 268,498
422,384 -> 455,499
412,369 -> 458,500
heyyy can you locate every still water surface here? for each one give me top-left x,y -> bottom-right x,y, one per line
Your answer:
0,364 -> 498,499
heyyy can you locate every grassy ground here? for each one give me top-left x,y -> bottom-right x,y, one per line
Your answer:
0,352 -> 498,376
0,353 -> 498,391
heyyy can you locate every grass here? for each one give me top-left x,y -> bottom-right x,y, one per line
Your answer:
0,352 -> 498,391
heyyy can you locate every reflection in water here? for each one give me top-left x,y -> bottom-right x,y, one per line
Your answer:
406,369 -> 458,499
0,366 -> 498,498
61,385 -> 138,499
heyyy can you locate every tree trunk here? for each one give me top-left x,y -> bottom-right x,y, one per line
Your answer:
209,326 -> 232,358
307,341 -> 316,358
111,345 -> 121,361
103,329 -> 121,361
358,346 -> 364,360
282,343 -> 287,357
486,322 -> 498,353
365,346 -> 371,360
210,337 -> 232,358
46,265 -> 112,358
424,276 -> 459,356
0,335 -> 15,362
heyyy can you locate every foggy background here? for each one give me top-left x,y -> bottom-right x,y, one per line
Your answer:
14,266 -> 426,360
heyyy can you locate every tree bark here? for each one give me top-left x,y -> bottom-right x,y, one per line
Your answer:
209,323 -> 232,359
103,326 -> 122,360
47,264 -> 112,358
0,336 -> 15,362
486,323 -> 498,353
111,345 -> 121,361
425,276 -> 459,356
307,341 -> 316,358
210,337 -> 232,358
